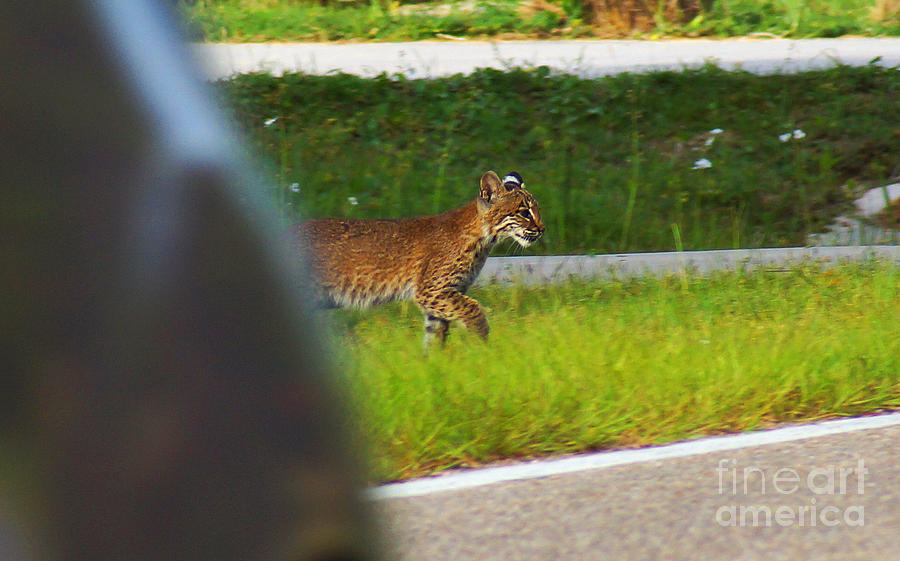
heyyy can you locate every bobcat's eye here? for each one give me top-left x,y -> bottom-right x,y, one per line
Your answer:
517,208 -> 531,219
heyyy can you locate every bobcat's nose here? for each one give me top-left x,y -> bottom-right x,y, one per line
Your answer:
524,225 -> 544,243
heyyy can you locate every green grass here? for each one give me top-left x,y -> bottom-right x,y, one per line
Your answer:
326,261 -> 900,481
179,0 -> 560,42
220,64 -> 900,254
682,0 -> 900,38
179,0 -> 900,42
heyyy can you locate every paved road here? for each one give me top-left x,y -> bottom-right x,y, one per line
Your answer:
374,418 -> 900,560
193,38 -> 900,79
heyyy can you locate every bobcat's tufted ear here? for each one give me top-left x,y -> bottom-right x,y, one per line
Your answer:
502,171 -> 524,191
479,171 -> 503,204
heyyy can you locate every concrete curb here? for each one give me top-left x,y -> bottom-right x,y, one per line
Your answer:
193,38 -> 900,80
475,245 -> 900,285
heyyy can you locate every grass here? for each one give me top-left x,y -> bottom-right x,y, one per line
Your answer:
180,0 -> 560,42
326,261 -> 900,481
179,0 -> 900,42
219,63 -> 900,254
690,0 -> 900,38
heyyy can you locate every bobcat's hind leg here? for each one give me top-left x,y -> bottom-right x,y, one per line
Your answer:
423,314 -> 450,347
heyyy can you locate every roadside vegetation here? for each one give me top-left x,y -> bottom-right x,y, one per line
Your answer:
202,3 -> 900,483
221,63 -> 900,254
329,261 -> 900,481
180,0 -> 900,42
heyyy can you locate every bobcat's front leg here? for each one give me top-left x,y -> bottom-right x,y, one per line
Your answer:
417,289 -> 489,343
423,314 -> 450,347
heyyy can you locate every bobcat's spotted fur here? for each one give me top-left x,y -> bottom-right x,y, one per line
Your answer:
293,171 -> 545,345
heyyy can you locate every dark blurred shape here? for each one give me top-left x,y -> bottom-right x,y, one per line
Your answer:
0,1 -> 380,560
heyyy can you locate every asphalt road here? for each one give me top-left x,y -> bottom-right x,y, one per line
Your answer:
374,418 -> 900,560
193,38 -> 900,80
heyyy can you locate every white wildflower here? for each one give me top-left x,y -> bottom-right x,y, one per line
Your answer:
264,116 -> 279,127
792,129 -> 806,140
779,132 -> 792,143
289,183 -> 300,193
347,196 -> 359,205
692,158 -> 712,170
709,128 -> 724,135
704,136 -> 716,147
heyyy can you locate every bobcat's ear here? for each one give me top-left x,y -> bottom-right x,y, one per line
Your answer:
479,171 -> 503,204
502,171 -> 524,191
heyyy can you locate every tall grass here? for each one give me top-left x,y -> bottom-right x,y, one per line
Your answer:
220,64 -> 900,254
699,0 -> 899,37
179,0 -> 557,42
180,0 -> 900,41
327,261 -> 900,481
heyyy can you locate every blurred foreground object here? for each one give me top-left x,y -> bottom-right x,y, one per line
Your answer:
0,1 -> 380,560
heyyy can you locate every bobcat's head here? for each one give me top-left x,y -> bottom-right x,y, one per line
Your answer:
478,170 -> 545,248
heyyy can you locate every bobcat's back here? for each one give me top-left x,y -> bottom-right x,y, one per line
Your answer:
294,205 -> 482,308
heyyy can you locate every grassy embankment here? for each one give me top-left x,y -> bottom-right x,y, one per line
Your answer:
222,64 -> 900,255
181,0 -> 900,42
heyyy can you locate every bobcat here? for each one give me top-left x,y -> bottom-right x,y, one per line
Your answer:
293,171 -> 545,346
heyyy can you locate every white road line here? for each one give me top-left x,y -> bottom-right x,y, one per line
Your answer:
367,412 -> 900,500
